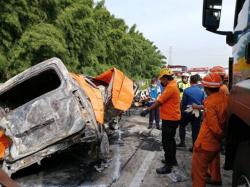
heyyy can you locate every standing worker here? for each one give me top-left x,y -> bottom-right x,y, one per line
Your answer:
177,72 -> 190,98
177,75 -> 205,149
210,66 -> 229,156
210,66 -> 229,95
147,78 -> 161,129
191,73 -> 228,187
141,68 -> 181,174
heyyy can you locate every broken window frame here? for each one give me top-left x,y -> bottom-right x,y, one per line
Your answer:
0,66 -> 64,113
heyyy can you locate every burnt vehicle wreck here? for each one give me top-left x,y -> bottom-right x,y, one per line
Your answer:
0,58 -> 134,175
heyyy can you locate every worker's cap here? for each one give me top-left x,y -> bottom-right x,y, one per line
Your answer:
202,73 -> 222,88
158,68 -> 174,79
209,66 -> 226,76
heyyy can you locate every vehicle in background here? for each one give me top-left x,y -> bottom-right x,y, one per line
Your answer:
168,65 -> 188,81
133,89 -> 150,107
168,65 -> 188,75
187,67 -> 209,78
203,0 -> 250,186
0,58 -> 134,176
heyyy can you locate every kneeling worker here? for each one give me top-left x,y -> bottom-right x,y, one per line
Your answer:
191,73 -> 228,187
141,68 -> 181,174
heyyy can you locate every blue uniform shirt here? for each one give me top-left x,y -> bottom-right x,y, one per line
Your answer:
147,85 -> 161,106
181,84 -> 205,110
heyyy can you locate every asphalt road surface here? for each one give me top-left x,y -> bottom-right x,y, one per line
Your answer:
14,110 -> 232,187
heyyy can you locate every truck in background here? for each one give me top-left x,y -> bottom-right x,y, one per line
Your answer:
168,65 -> 188,75
202,0 -> 250,186
187,67 -> 209,78
168,65 -> 188,81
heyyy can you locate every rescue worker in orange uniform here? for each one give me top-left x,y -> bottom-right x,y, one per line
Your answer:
141,68 -> 181,174
191,73 -> 228,187
210,66 -> 229,95
209,66 -> 229,156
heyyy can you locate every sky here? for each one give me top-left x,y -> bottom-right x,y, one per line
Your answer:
103,0 -> 236,68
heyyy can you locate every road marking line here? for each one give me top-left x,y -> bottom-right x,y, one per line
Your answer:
129,151 -> 156,187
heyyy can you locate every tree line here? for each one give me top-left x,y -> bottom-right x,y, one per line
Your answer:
0,0 -> 166,81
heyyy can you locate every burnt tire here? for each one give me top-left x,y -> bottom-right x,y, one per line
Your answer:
232,141 -> 250,187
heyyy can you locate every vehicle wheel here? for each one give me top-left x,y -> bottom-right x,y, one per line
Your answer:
232,141 -> 250,187
99,132 -> 110,160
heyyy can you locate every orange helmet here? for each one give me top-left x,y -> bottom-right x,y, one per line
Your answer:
209,66 -> 226,76
202,73 -> 222,88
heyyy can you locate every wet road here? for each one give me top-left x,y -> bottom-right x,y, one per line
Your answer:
14,111 -> 232,187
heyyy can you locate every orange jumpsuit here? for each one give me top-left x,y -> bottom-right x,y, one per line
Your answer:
192,92 -> 228,187
158,80 -> 181,121
219,84 -> 229,95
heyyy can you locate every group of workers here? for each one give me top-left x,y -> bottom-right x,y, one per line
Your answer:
141,66 -> 229,187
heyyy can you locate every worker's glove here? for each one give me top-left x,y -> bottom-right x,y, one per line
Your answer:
184,105 -> 193,113
140,109 -> 149,117
193,109 -> 200,118
184,105 -> 200,118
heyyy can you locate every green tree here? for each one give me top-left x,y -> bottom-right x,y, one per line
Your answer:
0,0 -> 166,81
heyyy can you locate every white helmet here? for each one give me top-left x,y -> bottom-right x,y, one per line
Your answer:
181,72 -> 190,77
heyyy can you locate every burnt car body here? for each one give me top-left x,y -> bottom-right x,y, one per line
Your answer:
0,58 -> 109,175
